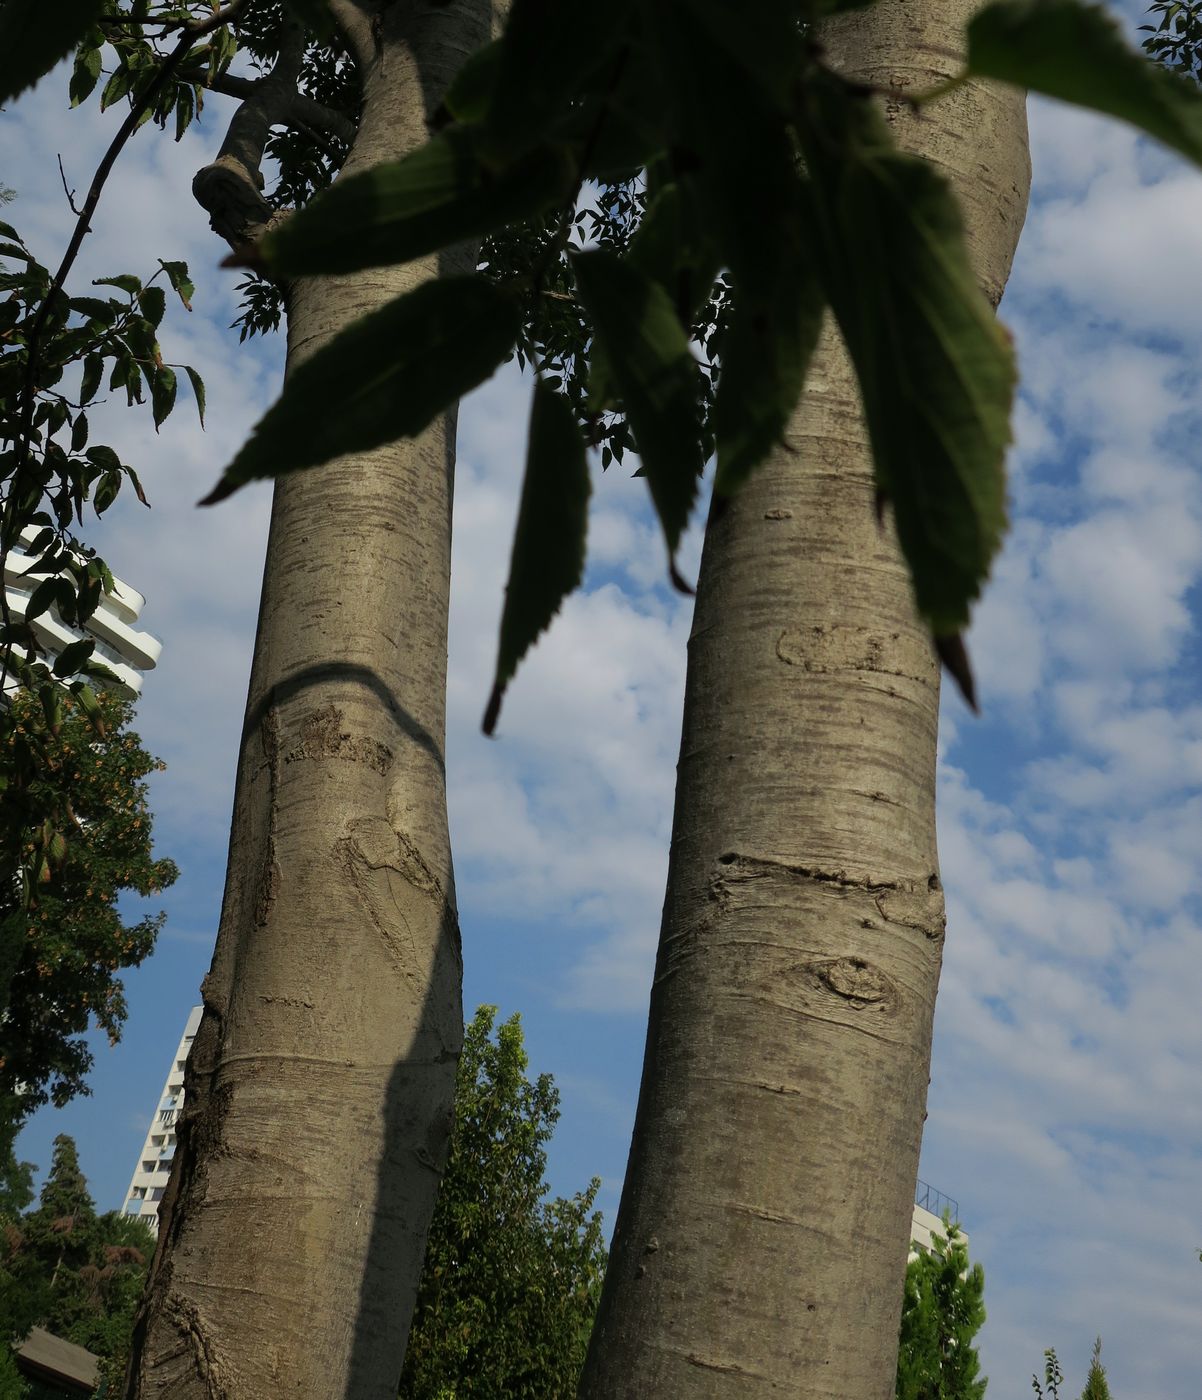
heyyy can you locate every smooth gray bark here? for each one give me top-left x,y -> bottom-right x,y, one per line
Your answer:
579,3 -> 1030,1396
125,4 -> 491,1397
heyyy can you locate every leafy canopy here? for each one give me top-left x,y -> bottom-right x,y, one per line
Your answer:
0,689 -> 177,1116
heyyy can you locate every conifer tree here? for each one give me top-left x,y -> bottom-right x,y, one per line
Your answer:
1079,1338 -> 1113,1400
896,1220 -> 987,1400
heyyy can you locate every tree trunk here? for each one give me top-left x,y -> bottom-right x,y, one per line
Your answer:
125,5 -> 490,1397
578,4 -> 1029,1397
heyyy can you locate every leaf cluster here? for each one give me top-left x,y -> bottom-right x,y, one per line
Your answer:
400,1006 -> 607,1399
199,0 -> 1202,729
1142,0 -> 1202,80
0,688 -> 178,1116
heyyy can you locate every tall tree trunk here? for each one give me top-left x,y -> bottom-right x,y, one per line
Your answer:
579,3 -> 1029,1397
125,4 -> 490,1396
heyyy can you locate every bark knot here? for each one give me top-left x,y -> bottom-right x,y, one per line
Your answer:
810,955 -> 892,1008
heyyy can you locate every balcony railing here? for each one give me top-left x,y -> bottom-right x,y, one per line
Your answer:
914,1178 -> 959,1222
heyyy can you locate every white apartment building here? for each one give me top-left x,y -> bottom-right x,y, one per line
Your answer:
2,524 -> 161,697
121,1005 -> 202,1233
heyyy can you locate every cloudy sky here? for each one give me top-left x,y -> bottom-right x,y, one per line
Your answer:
4,9 -> 1202,1396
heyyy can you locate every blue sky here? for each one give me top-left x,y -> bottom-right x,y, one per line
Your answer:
4,13 -> 1202,1396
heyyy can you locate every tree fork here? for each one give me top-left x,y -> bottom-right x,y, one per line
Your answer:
578,1 -> 1029,1396
125,4 -> 493,1397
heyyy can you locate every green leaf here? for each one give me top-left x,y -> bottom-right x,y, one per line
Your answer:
69,44 -> 102,106
93,469 -> 121,513
797,77 -> 1014,631
72,681 -> 105,736
967,0 -> 1202,166
86,444 -> 121,472
137,285 -> 166,328
484,383 -> 591,736
152,365 -> 176,429
24,575 -> 72,625
0,0 -> 105,105
93,273 -> 141,296
185,365 -> 206,428
203,277 -> 522,505
440,39 -> 502,125
53,637 -> 95,678
99,63 -> 133,113
710,128 -> 826,494
158,260 -> 194,311
70,412 -> 89,453
174,81 -> 195,141
482,0 -> 633,160
79,354 -> 103,404
251,130 -> 574,279
571,249 -> 704,578
70,295 -> 119,324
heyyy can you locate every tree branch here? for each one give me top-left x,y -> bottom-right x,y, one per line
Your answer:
191,19 -> 310,247
207,70 -> 358,147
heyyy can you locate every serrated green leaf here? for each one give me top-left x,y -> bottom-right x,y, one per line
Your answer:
174,82 -> 194,142
797,76 -> 1014,631
152,365 -> 176,429
79,354 -> 103,404
53,636 -> 94,678
158,259 -> 194,310
70,295 -> 119,324
69,44 -> 101,106
484,383 -> 591,736
137,285 -> 166,328
203,277 -> 522,504
185,364 -> 205,428
968,0 -> 1202,166
70,412 -> 89,453
253,129 -> 574,279
572,249 -> 704,576
94,273 -> 140,296
0,0 -> 105,105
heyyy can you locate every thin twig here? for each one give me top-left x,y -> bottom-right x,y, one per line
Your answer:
56,156 -> 83,217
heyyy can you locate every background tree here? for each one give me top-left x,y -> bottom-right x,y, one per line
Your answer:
0,1134 -> 156,1388
1033,1348 -> 1064,1400
1078,1338 -> 1112,1400
896,1221 -> 987,1400
400,1006 -> 606,1400
0,688 -> 177,1117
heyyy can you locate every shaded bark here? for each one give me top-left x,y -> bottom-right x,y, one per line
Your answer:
125,4 -> 491,1396
579,2 -> 1030,1396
